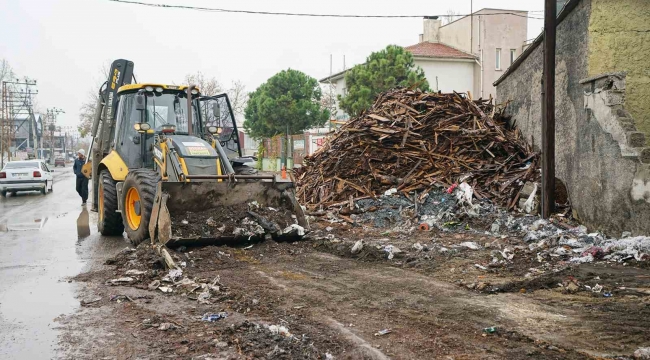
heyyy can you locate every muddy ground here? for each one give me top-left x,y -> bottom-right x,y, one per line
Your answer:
59,214 -> 650,360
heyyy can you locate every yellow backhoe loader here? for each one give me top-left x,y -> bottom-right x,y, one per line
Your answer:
84,59 -> 307,263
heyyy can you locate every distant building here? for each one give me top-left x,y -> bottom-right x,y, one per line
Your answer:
320,9 -> 528,121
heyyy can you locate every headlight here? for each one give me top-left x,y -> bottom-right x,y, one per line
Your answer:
145,86 -> 154,92
140,123 -> 152,131
208,126 -> 218,134
191,89 -> 199,95
133,123 -> 141,131
161,124 -> 176,134
155,87 -> 163,93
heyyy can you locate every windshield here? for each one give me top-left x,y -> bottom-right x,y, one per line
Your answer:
5,161 -> 39,169
142,92 -> 200,134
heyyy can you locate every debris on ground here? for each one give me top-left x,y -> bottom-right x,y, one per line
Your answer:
374,329 -> 392,336
201,312 -> 228,322
171,202 -> 298,239
267,324 -> 292,337
296,88 -> 541,210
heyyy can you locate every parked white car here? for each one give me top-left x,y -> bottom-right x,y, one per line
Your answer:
0,160 -> 54,197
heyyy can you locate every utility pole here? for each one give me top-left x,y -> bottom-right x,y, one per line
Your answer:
45,107 -> 64,164
1,78 -> 37,167
541,0 -> 556,218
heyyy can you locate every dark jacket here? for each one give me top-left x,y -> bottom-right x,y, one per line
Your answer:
73,157 -> 86,178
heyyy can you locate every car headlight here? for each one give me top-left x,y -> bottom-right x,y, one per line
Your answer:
145,86 -> 154,92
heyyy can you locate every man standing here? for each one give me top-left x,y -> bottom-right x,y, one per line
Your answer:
73,149 -> 88,205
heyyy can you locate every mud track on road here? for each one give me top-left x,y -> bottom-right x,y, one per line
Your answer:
58,224 -> 649,359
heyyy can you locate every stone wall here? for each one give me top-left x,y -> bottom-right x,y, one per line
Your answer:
495,0 -> 650,236
588,0 -> 650,145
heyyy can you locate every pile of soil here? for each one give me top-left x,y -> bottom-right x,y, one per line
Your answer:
171,202 -> 297,239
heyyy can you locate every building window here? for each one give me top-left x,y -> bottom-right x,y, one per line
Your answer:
510,49 -> 516,65
495,48 -> 502,70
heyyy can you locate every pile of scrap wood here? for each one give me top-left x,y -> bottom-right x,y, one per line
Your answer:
295,88 -> 540,210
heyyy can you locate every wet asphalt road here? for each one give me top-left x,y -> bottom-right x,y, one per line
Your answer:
0,165 -> 127,359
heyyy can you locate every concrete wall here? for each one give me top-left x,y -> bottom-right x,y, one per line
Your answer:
495,0 -> 650,236
440,9 -> 528,99
588,0 -> 650,144
414,58 -> 475,94
330,76 -> 348,121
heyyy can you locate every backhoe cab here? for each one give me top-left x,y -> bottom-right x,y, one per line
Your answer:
87,59 -> 307,259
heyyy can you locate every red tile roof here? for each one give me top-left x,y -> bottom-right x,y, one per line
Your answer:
405,42 -> 476,60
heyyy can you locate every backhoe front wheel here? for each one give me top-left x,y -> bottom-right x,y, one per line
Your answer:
98,170 -> 125,236
121,169 -> 160,246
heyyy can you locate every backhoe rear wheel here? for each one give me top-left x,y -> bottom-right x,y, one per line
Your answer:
122,169 -> 160,246
98,170 -> 125,236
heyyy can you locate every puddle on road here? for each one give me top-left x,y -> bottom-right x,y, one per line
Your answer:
0,209 -> 85,359
0,217 -> 48,232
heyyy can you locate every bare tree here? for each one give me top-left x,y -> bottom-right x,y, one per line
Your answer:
78,61 -> 110,137
319,83 -> 337,117
184,72 -> 222,96
442,9 -> 462,25
226,80 -> 247,126
0,59 -> 14,84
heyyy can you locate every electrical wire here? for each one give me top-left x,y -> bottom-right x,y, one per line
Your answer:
108,0 -> 545,20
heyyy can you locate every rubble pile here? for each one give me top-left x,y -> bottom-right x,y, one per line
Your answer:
297,88 -> 540,210
171,201 -> 302,239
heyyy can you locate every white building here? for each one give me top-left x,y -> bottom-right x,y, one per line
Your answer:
321,9 -> 528,121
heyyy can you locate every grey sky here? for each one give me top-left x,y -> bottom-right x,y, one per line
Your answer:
0,0 -> 544,129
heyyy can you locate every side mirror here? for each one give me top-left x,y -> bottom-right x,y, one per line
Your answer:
135,93 -> 146,111
212,102 -> 221,120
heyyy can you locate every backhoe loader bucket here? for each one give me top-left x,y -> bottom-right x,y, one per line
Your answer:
149,179 -> 309,248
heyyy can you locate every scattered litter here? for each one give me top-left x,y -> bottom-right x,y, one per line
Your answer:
384,188 -> 398,196
374,329 -> 392,336
158,286 -> 173,293
474,264 -> 488,270
459,242 -> 481,250
268,324 -> 292,337
201,312 -> 228,322
181,220 -> 189,225
147,280 -> 160,291
383,245 -> 402,260
158,322 -> 177,331
197,290 -> 211,304
483,326 -> 497,334
351,240 -> 364,254
412,242 -> 424,252
325,353 -> 334,360
163,269 -> 183,282
125,269 -> 146,276
109,277 -> 135,285
456,182 -> 474,205
110,294 -> 133,303
446,184 -> 458,194
243,244 -> 254,249
281,224 -> 305,236
603,292 -> 613,298
634,347 -> 650,359
80,297 -> 101,306
592,284 -> 603,293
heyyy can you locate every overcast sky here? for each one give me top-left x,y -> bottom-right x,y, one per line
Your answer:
0,0 -> 544,129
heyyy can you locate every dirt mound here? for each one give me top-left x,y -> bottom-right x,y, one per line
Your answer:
171,202 -> 298,239
296,88 -> 539,210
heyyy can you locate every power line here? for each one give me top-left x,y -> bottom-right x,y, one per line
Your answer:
108,0 -> 544,20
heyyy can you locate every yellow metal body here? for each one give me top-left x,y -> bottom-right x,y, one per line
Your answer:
125,187 -> 142,230
99,150 -> 129,181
